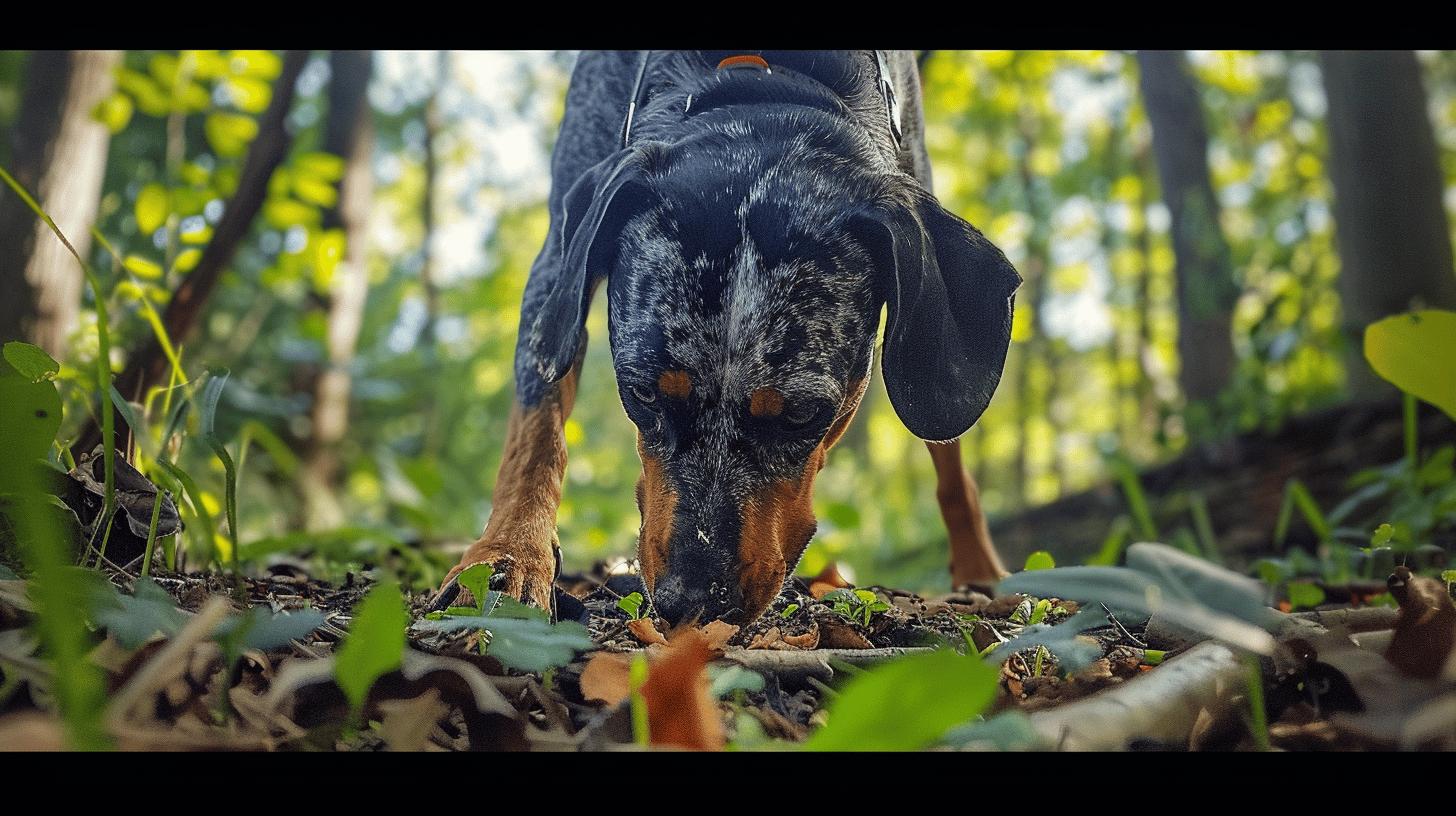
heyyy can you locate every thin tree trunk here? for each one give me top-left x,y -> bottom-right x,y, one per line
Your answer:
1014,120 -> 1053,506
1320,50 -> 1456,397
76,50 -> 309,454
1133,143 -> 1160,443
0,50 -> 119,357
300,50 -> 374,531
1137,50 -> 1239,406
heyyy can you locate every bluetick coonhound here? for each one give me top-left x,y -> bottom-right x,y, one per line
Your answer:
432,50 -> 1021,627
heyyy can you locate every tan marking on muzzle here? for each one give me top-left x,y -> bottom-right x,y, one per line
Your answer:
635,434 -> 675,597
735,377 -> 868,619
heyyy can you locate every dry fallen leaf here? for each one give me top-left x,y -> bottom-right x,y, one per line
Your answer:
640,628 -> 724,751
699,620 -> 739,655
817,618 -> 874,649
1385,566 -> 1456,680
578,652 -> 633,706
377,689 -> 451,751
628,617 -> 669,646
747,626 -> 786,650
783,625 -> 820,650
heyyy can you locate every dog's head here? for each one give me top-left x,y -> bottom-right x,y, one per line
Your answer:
526,116 -> 1020,626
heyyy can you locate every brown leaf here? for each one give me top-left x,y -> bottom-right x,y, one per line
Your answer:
747,626 -> 792,650
1385,566 -> 1456,679
783,625 -> 820,650
377,689 -> 450,752
628,617 -> 669,646
817,618 -> 874,649
808,562 -> 853,600
579,652 -> 633,706
698,620 -> 740,655
640,628 -> 724,751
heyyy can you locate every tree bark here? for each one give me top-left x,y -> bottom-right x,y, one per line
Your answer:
1137,50 -> 1239,406
0,50 -> 120,357
1320,50 -> 1456,397
299,50 -> 374,531
75,50 -> 309,454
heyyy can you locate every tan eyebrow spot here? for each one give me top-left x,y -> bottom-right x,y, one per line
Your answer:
658,370 -> 692,399
749,386 -> 784,417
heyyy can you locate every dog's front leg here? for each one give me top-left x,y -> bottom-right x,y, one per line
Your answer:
435,339 -> 586,614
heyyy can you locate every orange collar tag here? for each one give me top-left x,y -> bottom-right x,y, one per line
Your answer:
717,54 -> 771,72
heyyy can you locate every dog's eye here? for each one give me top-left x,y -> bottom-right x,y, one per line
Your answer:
630,384 -> 657,405
784,402 -> 821,427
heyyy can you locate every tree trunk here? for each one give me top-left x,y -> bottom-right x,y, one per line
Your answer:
299,50 -> 374,531
0,50 -> 120,358
75,50 -> 309,454
1320,50 -> 1456,397
1137,50 -> 1239,406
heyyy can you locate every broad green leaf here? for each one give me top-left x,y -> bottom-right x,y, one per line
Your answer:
205,112 -> 259,158
262,198 -> 318,229
90,578 -> 189,650
135,183 -> 168,234
805,648 -> 998,751
3,342 -> 60,382
617,591 -> 644,619
0,357 -> 63,468
708,664 -> 766,698
1023,550 -> 1056,571
123,255 -> 163,280
334,579 -> 407,712
455,562 -> 493,612
91,92 -> 133,133
1286,582 -> 1325,611
1365,310 -> 1456,420
230,50 -> 282,80
412,614 -> 591,673
222,76 -> 272,114
295,151 -> 346,182
175,248 -> 202,273
292,175 -> 338,208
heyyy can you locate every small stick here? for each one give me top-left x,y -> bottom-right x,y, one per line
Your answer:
1101,602 -> 1147,649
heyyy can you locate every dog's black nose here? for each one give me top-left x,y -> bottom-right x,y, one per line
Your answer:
650,573 -> 737,627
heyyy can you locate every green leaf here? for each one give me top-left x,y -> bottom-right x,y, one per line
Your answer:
214,606 -> 325,664
204,112 -> 258,158
134,183 -> 168,234
3,342 -> 60,382
334,579 -> 407,712
708,664 -> 766,698
90,578 -> 188,650
617,591 -> 644,619
229,50 -> 282,80
455,563 -> 494,613
1371,524 -> 1395,547
0,356 -> 63,469
1365,310 -> 1456,420
222,76 -> 272,114
1023,551 -> 1056,571
262,198 -> 318,230
91,92 -> 133,134
805,648 -> 999,751
1286,582 -> 1325,611
123,255 -> 163,280
294,151 -> 346,182
413,615 -> 592,673
1027,598 -> 1052,626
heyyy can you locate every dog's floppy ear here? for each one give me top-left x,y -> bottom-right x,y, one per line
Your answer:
527,144 -> 664,384
857,185 -> 1022,441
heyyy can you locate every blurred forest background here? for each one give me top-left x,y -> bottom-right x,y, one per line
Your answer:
3,50 -> 1454,594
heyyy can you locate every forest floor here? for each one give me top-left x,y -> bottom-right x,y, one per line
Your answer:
2,550 -> 1449,751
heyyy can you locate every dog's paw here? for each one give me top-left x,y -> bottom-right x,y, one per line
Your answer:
430,539 -> 558,618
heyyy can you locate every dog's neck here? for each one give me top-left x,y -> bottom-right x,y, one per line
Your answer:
624,51 -> 900,164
